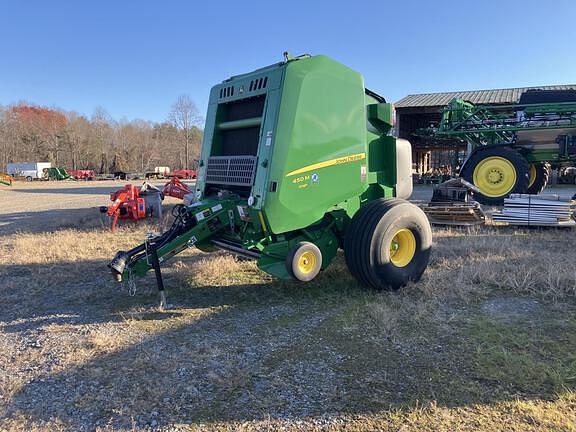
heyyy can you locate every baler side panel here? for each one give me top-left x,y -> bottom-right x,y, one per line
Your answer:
195,87 -> 220,196
367,135 -> 396,187
251,85 -> 284,208
265,56 -> 368,234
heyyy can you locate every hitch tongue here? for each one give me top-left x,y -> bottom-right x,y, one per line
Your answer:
108,251 -> 129,282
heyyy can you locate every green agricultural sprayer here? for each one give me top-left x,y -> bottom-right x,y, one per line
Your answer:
44,167 -> 73,181
428,90 -> 576,204
109,53 -> 432,308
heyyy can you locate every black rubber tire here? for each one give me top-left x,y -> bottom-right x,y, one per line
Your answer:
460,147 -> 530,205
526,162 -> 551,195
344,199 -> 432,290
286,241 -> 323,282
25,176 -> 33,182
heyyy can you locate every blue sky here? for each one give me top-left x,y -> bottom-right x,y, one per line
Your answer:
1,0 -> 575,123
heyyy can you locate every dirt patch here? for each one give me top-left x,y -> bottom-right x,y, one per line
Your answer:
481,297 -> 544,321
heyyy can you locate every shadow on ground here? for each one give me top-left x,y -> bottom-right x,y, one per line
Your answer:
0,206 -> 177,236
0,208 -> 106,236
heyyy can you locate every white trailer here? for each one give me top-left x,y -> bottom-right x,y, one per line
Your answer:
6,162 -> 51,181
145,166 -> 171,179
154,166 -> 171,176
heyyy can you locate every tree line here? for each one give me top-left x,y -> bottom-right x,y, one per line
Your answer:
0,95 -> 203,174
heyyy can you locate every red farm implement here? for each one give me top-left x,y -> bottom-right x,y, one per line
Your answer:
0,173 -> 12,186
162,177 -> 193,200
100,183 -> 163,232
168,169 -> 196,179
69,169 -> 95,180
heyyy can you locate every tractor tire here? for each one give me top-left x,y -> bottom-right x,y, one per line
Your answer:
286,241 -> 323,282
344,198 -> 432,290
461,147 -> 529,205
526,162 -> 551,195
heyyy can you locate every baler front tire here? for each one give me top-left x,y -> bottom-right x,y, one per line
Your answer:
286,242 -> 323,282
345,199 -> 432,290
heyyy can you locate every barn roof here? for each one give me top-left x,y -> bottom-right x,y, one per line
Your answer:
395,84 -> 576,108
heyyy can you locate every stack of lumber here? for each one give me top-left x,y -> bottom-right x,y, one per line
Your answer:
421,201 -> 486,226
491,194 -> 576,227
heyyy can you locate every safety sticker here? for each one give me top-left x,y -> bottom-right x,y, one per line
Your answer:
195,208 -> 212,222
265,131 -> 273,146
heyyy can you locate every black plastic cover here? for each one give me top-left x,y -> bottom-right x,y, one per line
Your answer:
518,89 -> 576,105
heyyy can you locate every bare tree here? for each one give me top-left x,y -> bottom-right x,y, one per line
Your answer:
0,102 -> 203,174
169,95 -> 202,169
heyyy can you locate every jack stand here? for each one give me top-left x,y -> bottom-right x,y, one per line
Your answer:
159,291 -> 170,310
150,247 -> 172,311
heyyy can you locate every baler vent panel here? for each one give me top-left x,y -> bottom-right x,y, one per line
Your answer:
249,77 -> 268,92
206,156 -> 257,187
220,86 -> 234,98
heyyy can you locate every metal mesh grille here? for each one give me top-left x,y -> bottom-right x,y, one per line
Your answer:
206,156 -> 257,186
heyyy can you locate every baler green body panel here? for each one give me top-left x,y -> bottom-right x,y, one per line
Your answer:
265,56 -> 371,233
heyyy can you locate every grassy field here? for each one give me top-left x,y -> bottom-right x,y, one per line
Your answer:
1,185 -> 576,430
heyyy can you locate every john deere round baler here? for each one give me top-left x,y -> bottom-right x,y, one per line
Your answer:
109,53 -> 432,307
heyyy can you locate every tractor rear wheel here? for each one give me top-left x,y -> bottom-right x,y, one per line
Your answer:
344,199 -> 432,290
526,162 -> 551,195
461,147 -> 529,205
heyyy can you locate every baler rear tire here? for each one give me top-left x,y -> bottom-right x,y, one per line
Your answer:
344,199 -> 432,290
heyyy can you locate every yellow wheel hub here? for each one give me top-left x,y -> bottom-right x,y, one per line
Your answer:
528,164 -> 537,188
390,228 -> 416,268
473,156 -> 517,198
297,251 -> 317,274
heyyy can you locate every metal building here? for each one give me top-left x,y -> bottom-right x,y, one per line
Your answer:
395,85 -> 576,177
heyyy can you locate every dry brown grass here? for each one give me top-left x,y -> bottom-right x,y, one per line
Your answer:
423,227 -> 576,299
1,216 -> 576,431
